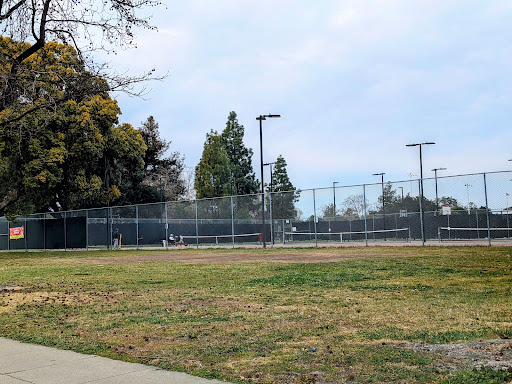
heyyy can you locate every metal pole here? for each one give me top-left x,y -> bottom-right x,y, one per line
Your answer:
434,170 -> 439,215
195,200 -> 199,249
418,179 -> 425,246
136,205 -> 139,250
269,163 -> 275,246
25,219 -> 27,252
86,210 -> 89,251
419,145 -> 426,243
507,193 -> 510,238
64,211 -> 67,251
363,184 -> 368,246
259,116 -> 266,248
484,173 -> 491,246
231,196 -> 235,249
313,189 -> 318,247
165,201 -> 168,250
7,220 -> 10,251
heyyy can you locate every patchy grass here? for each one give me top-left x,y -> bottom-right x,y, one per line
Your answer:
0,246 -> 511,383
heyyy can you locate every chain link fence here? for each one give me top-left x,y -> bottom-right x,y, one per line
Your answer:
1,170 -> 512,250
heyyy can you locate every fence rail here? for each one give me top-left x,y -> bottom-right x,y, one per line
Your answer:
1,170 -> 512,250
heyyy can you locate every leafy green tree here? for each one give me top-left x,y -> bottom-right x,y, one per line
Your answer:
0,0 -> 162,131
194,130 -> 231,199
268,155 -> 299,219
0,40 -> 149,217
220,112 -> 259,195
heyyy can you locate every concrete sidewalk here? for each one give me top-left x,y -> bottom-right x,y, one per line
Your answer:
0,338 -> 229,384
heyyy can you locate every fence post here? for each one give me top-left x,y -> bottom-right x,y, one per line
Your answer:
64,211 -> 67,251
195,199 -> 199,249
483,173 -> 491,246
231,196 -> 235,249
313,189 -> 318,247
25,218 -> 27,252
7,220 -> 10,251
136,205 -> 139,250
363,184 -> 368,246
165,202 -> 168,250
86,210 -> 89,251
269,192 -> 274,246
418,179 -> 425,246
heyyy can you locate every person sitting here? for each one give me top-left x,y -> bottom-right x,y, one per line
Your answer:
169,233 -> 176,246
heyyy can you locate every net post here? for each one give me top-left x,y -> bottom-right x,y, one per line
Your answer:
363,184 -> 368,247
313,189 -> 318,247
231,196 -> 235,249
483,173 -> 491,246
195,199 -> 199,249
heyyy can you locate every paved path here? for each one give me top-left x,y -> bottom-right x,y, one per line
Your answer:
0,338 -> 229,384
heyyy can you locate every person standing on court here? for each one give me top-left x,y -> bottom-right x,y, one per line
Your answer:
113,228 -> 121,249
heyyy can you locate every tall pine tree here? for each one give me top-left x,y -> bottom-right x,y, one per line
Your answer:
194,130 -> 232,199
268,155 -> 300,219
220,111 -> 259,196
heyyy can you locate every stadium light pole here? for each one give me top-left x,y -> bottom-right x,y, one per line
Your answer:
372,173 -> 386,240
333,181 -> 339,219
407,142 -> 435,243
264,162 -> 276,245
431,167 -> 447,214
257,114 -> 281,248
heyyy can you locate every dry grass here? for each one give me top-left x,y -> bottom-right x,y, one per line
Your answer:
1,246 -> 511,383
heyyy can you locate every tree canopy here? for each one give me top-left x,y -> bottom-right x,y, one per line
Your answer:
0,0 -> 163,130
268,155 -> 299,219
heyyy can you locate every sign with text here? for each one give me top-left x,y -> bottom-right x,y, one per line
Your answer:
9,226 -> 24,239
442,206 -> 452,216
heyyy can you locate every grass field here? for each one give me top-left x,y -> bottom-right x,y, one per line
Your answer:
1,247 -> 512,383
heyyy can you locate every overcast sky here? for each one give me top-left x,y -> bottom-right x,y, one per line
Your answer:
104,0 -> 512,191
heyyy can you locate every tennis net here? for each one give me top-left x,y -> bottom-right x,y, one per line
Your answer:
438,227 -> 512,241
180,232 -> 262,246
284,227 -> 411,243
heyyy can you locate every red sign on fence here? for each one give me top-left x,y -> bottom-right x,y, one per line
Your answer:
9,226 -> 24,239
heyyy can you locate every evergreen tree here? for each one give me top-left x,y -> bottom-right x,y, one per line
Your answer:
220,111 -> 259,196
269,155 -> 299,219
135,116 -> 185,203
194,130 -> 232,199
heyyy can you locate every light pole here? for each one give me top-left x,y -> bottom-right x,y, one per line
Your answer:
333,181 -> 339,219
465,183 -> 472,214
257,114 -> 280,248
398,186 -> 404,201
264,162 -> 276,245
431,167 -> 447,214
407,142 -> 435,244
372,172 -> 385,239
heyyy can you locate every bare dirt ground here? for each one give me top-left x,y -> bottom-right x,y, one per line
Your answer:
412,339 -> 512,371
86,249 -> 406,264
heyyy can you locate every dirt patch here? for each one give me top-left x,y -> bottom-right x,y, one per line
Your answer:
0,285 -> 23,292
86,250 -> 405,265
413,339 -> 512,370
